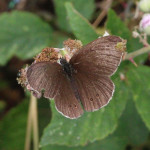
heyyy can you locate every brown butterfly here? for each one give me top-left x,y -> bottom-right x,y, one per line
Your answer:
26,35 -> 126,119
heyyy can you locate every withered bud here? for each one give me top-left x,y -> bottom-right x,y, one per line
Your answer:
34,47 -> 59,63
17,65 -> 28,87
63,39 -> 83,56
115,39 -> 127,52
132,31 -> 140,38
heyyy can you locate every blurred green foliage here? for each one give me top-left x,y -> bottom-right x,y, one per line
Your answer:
127,66 -> 150,130
53,0 -> 95,32
65,2 -> 98,44
106,9 -> 142,53
0,11 -> 52,65
0,100 -> 28,150
0,1 -> 150,150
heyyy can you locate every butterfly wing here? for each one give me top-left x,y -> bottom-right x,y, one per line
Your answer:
27,62 -> 62,98
70,36 -> 124,111
27,62 -> 83,118
72,72 -> 114,111
70,35 -> 125,76
54,74 -> 83,119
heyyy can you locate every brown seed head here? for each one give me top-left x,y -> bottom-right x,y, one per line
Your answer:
63,39 -> 83,56
17,65 -> 28,87
34,47 -> 59,63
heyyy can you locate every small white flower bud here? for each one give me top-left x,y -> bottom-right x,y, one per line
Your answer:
132,31 -> 140,38
139,0 -> 150,13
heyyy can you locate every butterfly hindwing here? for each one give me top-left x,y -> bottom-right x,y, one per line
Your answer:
73,72 -> 114,111
54,74 -> 83,119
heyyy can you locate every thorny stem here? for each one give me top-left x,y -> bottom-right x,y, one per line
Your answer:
24,95 -> 39,150
124,46 -> 150,60
128,57 -> 138,67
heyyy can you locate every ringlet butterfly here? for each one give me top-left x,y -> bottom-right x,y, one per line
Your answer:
18,35 -> 126,119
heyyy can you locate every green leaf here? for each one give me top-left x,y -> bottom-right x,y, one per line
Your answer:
0,101 -> 6,113
40,79 -> 129,147
50,32 -> 70,48
41,136 -> 126,150
0,97 -> 52,150
42,100 -> 135,150
65,2 -> 98,45
106,9 -> 142,53
115,99 -> 149,145
0,11 -> 53,66
127,66 -> 150,130
54,0 -> 95,32
41,114 -> 128,150
0,100 -> 28,150
41,99 -> 149,150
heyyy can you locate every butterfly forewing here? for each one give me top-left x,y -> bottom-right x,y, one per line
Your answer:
27,62 -> 62,98
70,35 -> 124,76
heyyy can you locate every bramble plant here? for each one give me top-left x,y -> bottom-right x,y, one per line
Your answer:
0,1 -> 150,150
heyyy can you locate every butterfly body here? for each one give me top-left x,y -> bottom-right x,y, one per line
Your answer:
60,58 -> 81,103
25,36 -> 126,119
60,58 -> 74,79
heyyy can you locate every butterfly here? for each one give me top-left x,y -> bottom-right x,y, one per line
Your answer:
26,35 -> 126,119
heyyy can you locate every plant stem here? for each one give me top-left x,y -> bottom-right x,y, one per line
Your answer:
93,0 -> 113,27
24,96 -> 33,150
24,95 -> 39,150
32,95 -> 39,150
124,46 -> 150,60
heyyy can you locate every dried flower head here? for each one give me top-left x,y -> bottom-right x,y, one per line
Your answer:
132,31 -> 140,38
34,47 -> 59,63
115,39 -> 127,52
63,39 -> 83,57
17,65 -> 28,87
